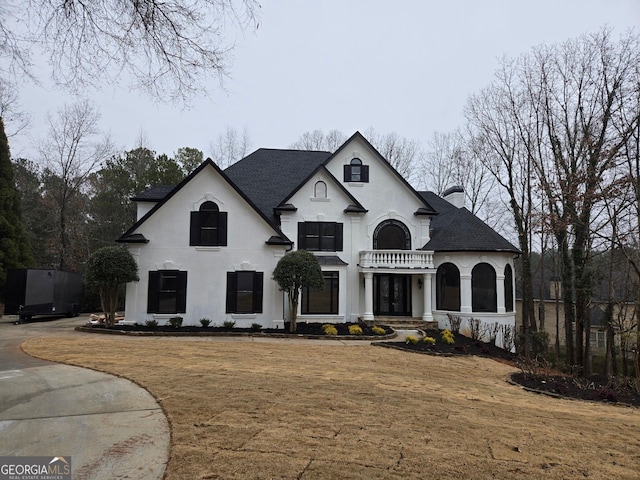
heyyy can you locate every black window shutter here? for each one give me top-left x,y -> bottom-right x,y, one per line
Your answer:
189,211 -> 201,246
147,271 -> 160,313
343,164 -> 351,182
361,165 -> 369,182
335,223 -> 343,251
253,273 -> 264,313
226,272 -> 237,313
297,222 -> 306,249
218,212 -> 228,246
176,271 -> 187,313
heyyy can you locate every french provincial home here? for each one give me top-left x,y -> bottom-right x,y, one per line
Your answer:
118,132 -> 519,334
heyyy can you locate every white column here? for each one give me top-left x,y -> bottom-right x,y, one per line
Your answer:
363,271 -> 374,321
422,272 -> 433,321
496,274 -> 506,313
460,273 -> 472,313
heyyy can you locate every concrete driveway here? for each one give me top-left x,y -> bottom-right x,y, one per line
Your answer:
0,315 -> 170,480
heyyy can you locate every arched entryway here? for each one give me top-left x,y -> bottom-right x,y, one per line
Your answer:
372,219 -> 412,316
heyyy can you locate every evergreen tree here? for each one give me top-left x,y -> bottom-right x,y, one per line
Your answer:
0,118 -> 33,299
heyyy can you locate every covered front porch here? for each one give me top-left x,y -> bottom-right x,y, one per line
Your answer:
358,250 -> 435,322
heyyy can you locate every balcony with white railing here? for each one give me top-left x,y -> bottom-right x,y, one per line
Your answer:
359,250 -> 434,270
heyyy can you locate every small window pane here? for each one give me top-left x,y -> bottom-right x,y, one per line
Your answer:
235,272 -> 254,313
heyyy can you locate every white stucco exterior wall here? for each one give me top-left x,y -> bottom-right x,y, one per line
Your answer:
124,164 -> 288,326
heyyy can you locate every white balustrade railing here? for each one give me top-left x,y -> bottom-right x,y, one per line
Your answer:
359,250 -> 434,269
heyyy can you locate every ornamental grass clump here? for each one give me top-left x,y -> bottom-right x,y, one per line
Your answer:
423,336 -> 436,345
199,318 -> 212,327
441,329 -> 455,345
348,325 -> 363,335
405,335 -> 419,345
322,324 -> 338,336
371,325 -> 386,335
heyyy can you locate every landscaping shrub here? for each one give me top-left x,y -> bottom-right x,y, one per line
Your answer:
169,316 -> 183,328
423,336 -> 436,345
441,329 -> 455,345
468,317 -> 482,341
483,321 -> 500,343
405,335 -> 418,345
322,324 -> 338,336
222,320 -> 236,329
145,319 -> 158,330
251,322 -> 262,331
501,324 -> 515,351
199,318 -> 212,327
348,325 -> 363,335
446,313 -> 462,334
371,325 -> 386,335
596,387 -> 619,403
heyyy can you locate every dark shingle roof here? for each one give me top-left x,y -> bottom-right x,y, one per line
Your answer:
131,185 -> 175,202
419,191 -> 520,253
224,149 -> 331,222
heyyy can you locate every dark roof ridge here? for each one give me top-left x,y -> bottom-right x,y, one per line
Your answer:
255,147 -> 331,154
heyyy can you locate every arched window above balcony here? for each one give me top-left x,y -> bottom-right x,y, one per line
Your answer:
373,219 -> 411,250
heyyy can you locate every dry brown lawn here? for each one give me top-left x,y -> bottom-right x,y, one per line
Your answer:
22,336 -> 640,480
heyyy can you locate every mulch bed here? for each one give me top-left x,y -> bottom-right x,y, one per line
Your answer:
381,329 -> 516,362
510,371 -> 640,407
83,321 -> 394,338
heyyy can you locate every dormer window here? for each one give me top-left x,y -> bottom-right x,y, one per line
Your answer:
344,158 -> 369,183
314,181 -> 327,198
190,201 -> 228,246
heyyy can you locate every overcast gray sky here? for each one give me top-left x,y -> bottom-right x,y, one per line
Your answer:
10,0 -> 640,161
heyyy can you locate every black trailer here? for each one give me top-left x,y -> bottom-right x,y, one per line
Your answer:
4,269 -> 83,320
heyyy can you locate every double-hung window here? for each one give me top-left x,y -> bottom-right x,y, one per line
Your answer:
226,271 -> 264,314
297,222 -> 343,251
344,158 -> 369,182
190,201 -> 228,246
147,270 -> 187,314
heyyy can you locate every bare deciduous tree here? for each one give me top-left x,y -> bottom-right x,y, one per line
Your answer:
209,126 -> 251,169
466,28 -> 640,370
421,130 -> 501,227
1,1 -> 260,102
38,100 -> 114,270
465,69 -> 539,358
289,129 -> 347,152
364,128 -> 420,181
0,79 -> 30,137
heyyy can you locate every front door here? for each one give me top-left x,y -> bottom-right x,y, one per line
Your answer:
374,274 -> 411,316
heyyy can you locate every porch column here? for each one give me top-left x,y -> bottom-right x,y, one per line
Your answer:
363,271 -> 374,321
422,272 -> 433,321
461,273 -> 472,313
496,274 -> 506,313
